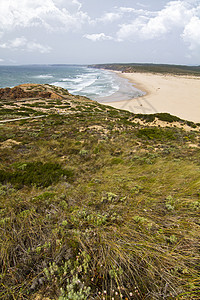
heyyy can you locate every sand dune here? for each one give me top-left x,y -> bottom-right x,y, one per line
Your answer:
104,72 -> 200,123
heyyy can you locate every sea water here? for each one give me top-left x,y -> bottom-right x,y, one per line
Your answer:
0,65 -> 144,102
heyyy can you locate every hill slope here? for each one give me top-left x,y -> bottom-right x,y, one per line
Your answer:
90,63 -> 200,76
0,85 -> 200,299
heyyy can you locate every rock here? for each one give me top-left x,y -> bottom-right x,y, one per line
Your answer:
0,86 -> 60,100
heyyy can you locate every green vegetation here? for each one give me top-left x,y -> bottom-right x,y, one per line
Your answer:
0,162 -> 73,188
136,127 -> 177,140
134,112 -> 182,123
91,63 -> 200,76
0,85 -> 200,299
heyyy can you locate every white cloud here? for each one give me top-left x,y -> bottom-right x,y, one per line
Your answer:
0,58 -> 4,62
0,37 -> 27,49
117,0 -> 200,42
27,42 -> 52,53
0,0 -> 199,62
91,11 -> 122,25
84,33 -> 113,42
54,0 -> 82,9
0,37 -> 51,53
99,12 -> 122,23
94,6 -> 154,25
182,16 -> 200,50
0,0 -> 89,32
119,6 -> 153,16
119,7 -> 137,13
142,1 -> 194,38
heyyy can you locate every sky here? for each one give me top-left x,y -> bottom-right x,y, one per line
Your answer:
0,0 -> 200,65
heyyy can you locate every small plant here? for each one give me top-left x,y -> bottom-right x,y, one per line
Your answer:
131,184 -> 143,194
59,275 -> 91,300
168,235 -> 177,244
43,253 -> 91,300
79,149 -> 89,156
110,157 -> 124,165
165,195 -> 175,211
190,200 -> 200,210
101,192 -> 126,204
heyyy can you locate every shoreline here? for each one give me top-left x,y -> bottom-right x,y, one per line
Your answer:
100,71 -> 200,123
94,70 -> 145,103
116,71 -> 150,97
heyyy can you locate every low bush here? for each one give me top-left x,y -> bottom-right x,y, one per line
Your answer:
136,127 -> 176,141
0,162 -> 73,188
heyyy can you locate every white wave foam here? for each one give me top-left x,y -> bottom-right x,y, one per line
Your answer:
53,71 -> 121,98
72,77 -> 98,93
33,74 -> 53,79
60,77 -> 82,83
60,78 -> 70,82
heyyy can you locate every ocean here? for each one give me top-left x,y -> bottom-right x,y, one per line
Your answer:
0,65 -> 144,102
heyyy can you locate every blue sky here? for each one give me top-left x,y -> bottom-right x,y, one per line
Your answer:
0,0 -> 200,65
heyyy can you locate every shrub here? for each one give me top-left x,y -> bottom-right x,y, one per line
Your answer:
0,162 -> 73,188
136,127 -> 176,141
155,113 -> 181,123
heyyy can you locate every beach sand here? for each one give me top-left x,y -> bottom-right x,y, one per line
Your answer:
101,72 -> 200,123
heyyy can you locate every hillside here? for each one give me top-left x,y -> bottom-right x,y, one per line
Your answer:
0,84 -> 200,299
90,63 -> 200,76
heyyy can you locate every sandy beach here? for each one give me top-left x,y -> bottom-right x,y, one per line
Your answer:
102,72 -> 200,123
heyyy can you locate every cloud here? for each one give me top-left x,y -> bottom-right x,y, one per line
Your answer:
1,0 -> 199,61
0,37 -> 51,53
84,33 -> 113,42
54,0 -> 82,9
117,1 -> 197,41
99,12 -> 122,23
136,2 -> 149,8
93,6 -> 154,25
119,6 -> 153,16
182,16 -> 200,50
0,0 -> 89,32
0,37 -> 27,49
27,42 -> 52,53
0,58 -> 4,62
119,7 -> 138,13
84,1 -> 200,55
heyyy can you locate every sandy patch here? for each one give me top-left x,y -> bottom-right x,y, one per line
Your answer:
1,139 -> 21,149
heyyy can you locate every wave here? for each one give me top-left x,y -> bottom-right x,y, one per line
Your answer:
53,74 -> 99,93
52,70 -> 122,100
60,77 -> 83,83
32,74 -> 54,79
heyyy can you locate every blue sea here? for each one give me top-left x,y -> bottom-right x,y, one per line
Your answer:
0,65 -> 144,102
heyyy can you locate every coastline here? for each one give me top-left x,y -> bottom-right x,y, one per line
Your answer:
94,70 -> 145,103
100,71 -> 200,123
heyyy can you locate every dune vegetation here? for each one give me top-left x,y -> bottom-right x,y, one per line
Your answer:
90,63 -> 200,76
0,84 -> 200,299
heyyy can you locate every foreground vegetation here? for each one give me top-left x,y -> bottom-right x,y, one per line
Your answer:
0,84 -> 200,299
